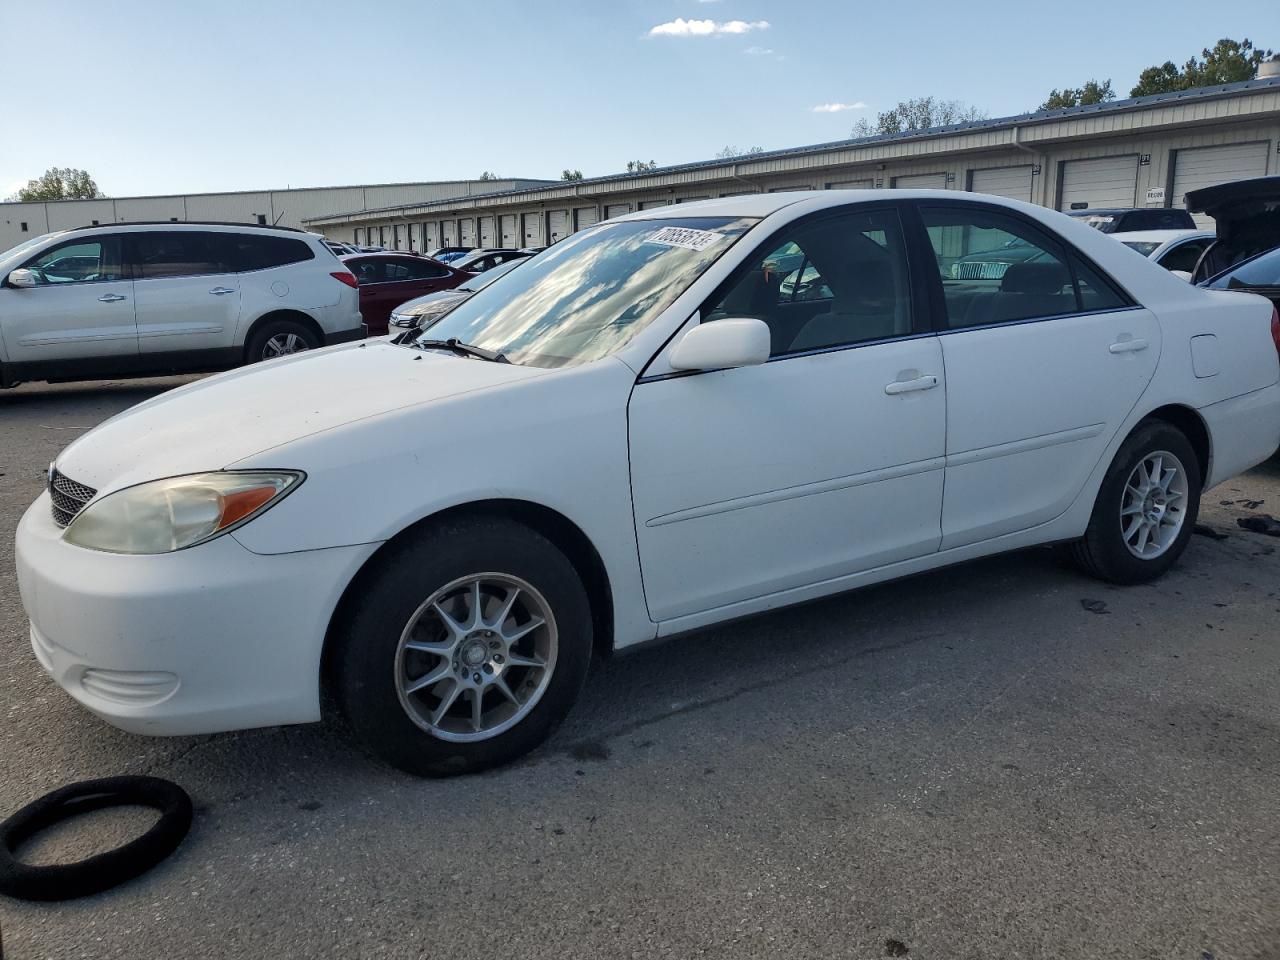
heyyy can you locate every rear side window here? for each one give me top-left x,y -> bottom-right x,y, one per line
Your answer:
922,207 -> 1128,329
1157,238 -> 1211,274
227,234 -> 315,272
384,257 -> 450,281
133,232 -> 231,279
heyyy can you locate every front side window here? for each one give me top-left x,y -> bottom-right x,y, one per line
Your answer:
133,232 -> 230,279
412,216 -> 755,368
704,208 -> 912,356
22,236 -> 125,284
923,207 -> 1126,328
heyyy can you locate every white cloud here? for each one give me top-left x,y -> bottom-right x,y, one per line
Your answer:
743,46 -> 774,55
648,18 -> 770,37
810,102 -> 868,113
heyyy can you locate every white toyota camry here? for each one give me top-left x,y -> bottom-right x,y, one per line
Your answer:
15,191 -> 1280,775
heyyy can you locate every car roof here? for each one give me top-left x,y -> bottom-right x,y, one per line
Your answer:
68,221 -> 309,236
1109,229 -> 1214,243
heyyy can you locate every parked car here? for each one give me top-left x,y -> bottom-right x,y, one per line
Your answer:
0,223 -> 362,387
355,244 -> 386,253
451,248 -> 532,274
1187,176 -> 1280,283
341,252 -> 469,335
1066,208 -> 1197,233
429,246 -> 474,262
390,256 -> 529,330
314,235 -> 360,257
1112,230 -> 1216,274
17,191 -> 1280,778
1201,245 -> 1280,320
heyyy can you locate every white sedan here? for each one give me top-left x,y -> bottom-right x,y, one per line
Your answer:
15,191 -> 1280,775
1111,228 -> 1216,275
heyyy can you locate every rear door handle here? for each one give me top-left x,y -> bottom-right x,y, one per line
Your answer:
209,287 -> 236,296
1109,336 -> 1149,354
885,375 -> 938,395
97,294 -> 127,303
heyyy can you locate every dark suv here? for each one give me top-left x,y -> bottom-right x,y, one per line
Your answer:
1065,208 -> 1196,233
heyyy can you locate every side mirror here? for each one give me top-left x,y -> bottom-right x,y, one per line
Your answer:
1168,270 -> 1193,282
669,317 -> 771,372
6,268 -> 37,288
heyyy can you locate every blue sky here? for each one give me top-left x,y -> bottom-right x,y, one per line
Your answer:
0,0 -> 1274,198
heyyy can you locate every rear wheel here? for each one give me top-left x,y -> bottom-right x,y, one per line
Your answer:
245,319 -> 318,364
330,517 -> 593,776
1065,420 -> 1201,584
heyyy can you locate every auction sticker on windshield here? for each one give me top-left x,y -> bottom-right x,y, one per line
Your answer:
643,226 -> 726,252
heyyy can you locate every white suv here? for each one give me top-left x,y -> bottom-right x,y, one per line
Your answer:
0,222 -> 363,387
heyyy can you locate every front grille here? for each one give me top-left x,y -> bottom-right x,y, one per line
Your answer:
951,260 -> 1011,280
48,469 -> 97,528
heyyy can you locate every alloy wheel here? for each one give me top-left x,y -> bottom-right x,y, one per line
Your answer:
1120,449 -> 1189,560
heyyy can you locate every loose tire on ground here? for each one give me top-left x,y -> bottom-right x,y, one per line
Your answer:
1065,419 -> 1202,585
330,517 -> 593,776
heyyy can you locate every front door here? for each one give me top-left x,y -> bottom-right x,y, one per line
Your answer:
129,231 -> 242,356
628,205 -> 947,622
0,234 -> 137,366
916,202 -> 1161,549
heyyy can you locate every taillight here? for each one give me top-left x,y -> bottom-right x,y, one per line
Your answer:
330,271 -> 359,289
1271,306 -> 1280,358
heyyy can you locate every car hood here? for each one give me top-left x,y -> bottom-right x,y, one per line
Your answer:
55,341 -> 547,492
397,289 -> 472,314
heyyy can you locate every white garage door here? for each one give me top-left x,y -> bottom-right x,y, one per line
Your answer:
547,210 -> 569,243
605,203 -> 630,219
638,200 -> 671,210
968,165 -> 1035,203
1172,141 -> 1271,226
575,207 -> 599,231
478,216 -> 495,247
1058,155 -> 1138,211
442,221 -> 457,246
522,212 -> 543,246
459,218 -> 476,245
425,222 -> 439,252
827,178 -> 873,190
500,214 -> 518,246
893,173 -> 949,190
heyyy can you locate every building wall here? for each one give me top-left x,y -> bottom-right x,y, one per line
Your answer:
314,116 -> 1279,250
0,179 -> 551,251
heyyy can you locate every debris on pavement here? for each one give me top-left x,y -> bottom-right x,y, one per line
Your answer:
1236,514 -> 1280,537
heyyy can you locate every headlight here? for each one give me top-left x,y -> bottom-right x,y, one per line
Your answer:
63,471 -> 303,555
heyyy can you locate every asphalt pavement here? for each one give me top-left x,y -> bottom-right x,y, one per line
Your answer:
2,376 -> 1278,960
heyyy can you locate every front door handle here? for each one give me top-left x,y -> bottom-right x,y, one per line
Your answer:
1109,336 -> 1149,354
885,375 -> 939,396
209,287 -> 236,296
97,294 -> 127,303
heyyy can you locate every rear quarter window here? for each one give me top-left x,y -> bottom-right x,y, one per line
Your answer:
228,234 -> 315,272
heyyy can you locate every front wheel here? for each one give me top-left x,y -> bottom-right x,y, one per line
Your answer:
1065,420 -> 1201,584
330,518 -> 593,776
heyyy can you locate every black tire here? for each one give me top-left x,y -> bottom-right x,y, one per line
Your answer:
1066,419 -> 1202,584
0,776 -> 192,902
330,517 -> 593,776
244,318 -> 319,364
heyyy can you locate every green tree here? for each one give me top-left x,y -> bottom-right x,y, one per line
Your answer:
477,170 -> 500,181
1039,79 -> 1115,110
852,97 -> 987,137
625,160 -> 658,173
715,145 -> 765,159
1130,38 -> 1276,96
10,167 -> 103,201
560,169 -> 584,181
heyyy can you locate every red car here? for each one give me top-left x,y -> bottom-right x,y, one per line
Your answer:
342,253 -> 470,335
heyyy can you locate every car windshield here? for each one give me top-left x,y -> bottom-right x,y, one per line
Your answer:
1122,241 -> 1161,256
0,231 -> 63,262
1207,245 -> 1280,289
407,216 -> 755,367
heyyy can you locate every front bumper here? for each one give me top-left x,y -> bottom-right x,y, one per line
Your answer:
15,493 -> 377,736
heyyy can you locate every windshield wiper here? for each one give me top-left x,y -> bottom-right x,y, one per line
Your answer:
414,337 -> 509,363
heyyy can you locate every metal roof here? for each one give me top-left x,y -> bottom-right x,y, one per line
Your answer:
306,76 -> 1280,225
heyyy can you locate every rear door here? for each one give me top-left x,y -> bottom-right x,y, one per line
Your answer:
0,234 -> 137,365
131,231 -> 242,356
917,201 -> 1160,549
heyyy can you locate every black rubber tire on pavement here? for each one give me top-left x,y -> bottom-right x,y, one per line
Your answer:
1065,419 -> 1202,585
330,516 -> 593,777
245,319 -> 319,364
0,776 -> 193,902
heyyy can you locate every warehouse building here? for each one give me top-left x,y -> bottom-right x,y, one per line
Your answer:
305,75 -> 1280,249
0,177 -> 552,251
